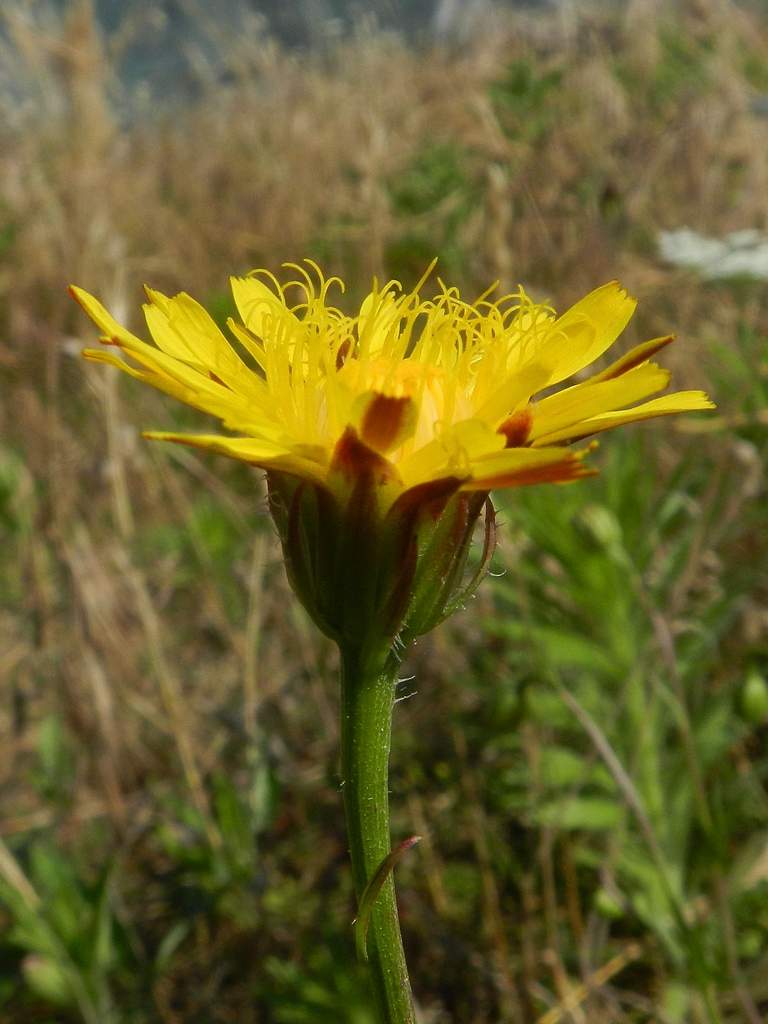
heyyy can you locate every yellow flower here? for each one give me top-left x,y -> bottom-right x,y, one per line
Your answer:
72,262 -> 714,645
70,262 -> 713,512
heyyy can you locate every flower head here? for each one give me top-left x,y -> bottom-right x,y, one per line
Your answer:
71,263 -> 713,647
71,262 -> 713,511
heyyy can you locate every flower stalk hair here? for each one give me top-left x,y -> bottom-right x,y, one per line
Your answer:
72,262 -> 713,1022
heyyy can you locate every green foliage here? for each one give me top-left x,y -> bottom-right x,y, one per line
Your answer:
258,942 -> 375,1023
0,447 -> 32,531
483,416 -> 766,995
307,212 -> 363,282
488,57 -> 563,143
155,758 -> 276,928
741,46 -> 768,90
385,142 -> 476,281
31,715 -> 76,807
0,842 -> 124,1023
388,143 -> 469,219
138,491 -> 252,618
709,320 -> 768,436
614,27 -> 714,113
740,669 -> 768,724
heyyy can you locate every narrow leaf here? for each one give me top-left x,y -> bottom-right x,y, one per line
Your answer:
353,835 -> 421,963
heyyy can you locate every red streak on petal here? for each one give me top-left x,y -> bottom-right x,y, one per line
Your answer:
477,457 -> 596,489
336,338 -> 353,370
331,426 -> 398,486
360,394 -> 413,453
498,406 -> 533,448
593,335 -> 674,382
387,475 -> 466,524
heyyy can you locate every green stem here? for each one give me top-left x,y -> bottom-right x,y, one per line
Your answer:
339,644 -> 416,1024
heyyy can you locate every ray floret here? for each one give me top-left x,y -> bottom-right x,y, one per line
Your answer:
70,267 -> 714,514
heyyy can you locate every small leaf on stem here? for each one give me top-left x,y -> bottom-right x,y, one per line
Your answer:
354,835 -> 422,963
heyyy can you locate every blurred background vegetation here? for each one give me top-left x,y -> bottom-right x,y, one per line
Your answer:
1,0 -> 768,1020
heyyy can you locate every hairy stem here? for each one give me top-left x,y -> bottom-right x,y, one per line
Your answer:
339,644 -> 415,1024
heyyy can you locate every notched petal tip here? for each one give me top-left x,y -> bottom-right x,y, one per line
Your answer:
601,279 -> 636,306
143,284 -> 168,308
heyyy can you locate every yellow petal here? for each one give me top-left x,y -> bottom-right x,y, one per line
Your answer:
464,446 -> 595,490
230,275 -> 298,338
357,289 -> 402,359
536,282 -> 637,387
533,391 -> 716,445
69,286 -> 143,346
143,289 -> 265,397
226,318 -> 267,372
83,348 -> 204,406
399,419 -> 506,488
586,335 -> 674,384
143,431 -> 326,482
474,363 -> 552,425
73,288 -> 227,403
74,267 -> 714,507
101,335 -> 237,404
84,346 -> 280,439
530,362 -> 672,443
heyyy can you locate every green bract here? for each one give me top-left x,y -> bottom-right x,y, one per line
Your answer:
267,470 -> 495,651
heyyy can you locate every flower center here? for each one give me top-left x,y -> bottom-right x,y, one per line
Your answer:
338,356 -> 473,455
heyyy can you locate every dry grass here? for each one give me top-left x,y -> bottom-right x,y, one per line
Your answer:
1,0 -> 768,1021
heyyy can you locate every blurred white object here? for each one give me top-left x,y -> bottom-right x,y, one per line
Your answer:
658,228 -> 768,279
432,0 -> 493,40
